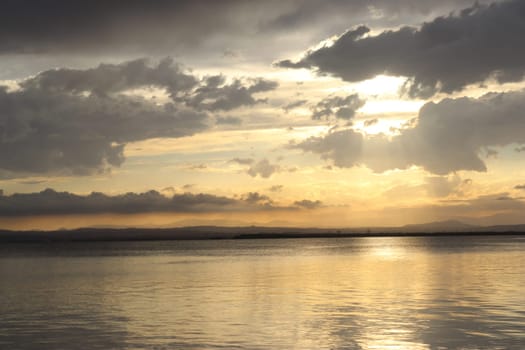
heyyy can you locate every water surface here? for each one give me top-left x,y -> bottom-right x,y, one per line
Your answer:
1,236 -> 524,349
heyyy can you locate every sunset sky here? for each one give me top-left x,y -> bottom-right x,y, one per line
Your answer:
1,0 -> 525,230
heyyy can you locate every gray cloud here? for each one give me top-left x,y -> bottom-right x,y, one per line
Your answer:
21,60 -> 277,111
0,1 -> 493,56
179,75 -> 277,111
0,188 -> 322,216
268,185 -> 284,192
216,116 -> 242,125
294,199 -> 323,209
278,0 -> 525,98
0,189 -> 238,216
0,59 -> 276,177
20,57 -> 197,96
242,192 -> 273,205
230,158 -> 255,165
515,184 -> 525,190
0,86 -> 207,176
292,89 -> 525,174
247,159 -> 280,178
283,99 -> 307,112
311,94 -> 365,120
291,129 -> 363,168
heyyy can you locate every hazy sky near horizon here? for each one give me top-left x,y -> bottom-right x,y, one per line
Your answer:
1,0 -> 525,229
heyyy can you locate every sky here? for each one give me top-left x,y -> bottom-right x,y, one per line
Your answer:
1,0 -> 525,230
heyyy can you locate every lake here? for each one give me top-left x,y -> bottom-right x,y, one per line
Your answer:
1,235 -> 524,349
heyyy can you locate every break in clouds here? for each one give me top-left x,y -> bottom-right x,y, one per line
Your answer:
292,90 -> 525,175
278,0 -> 525,97
0,58 -> 276,177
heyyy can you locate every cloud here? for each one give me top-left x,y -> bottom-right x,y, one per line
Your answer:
21,57 -> 198,96
311,94 -> 365,120
381,192 -> 525,225
0,59 -> 276,177
230,158 -> 255,165
0,1 -> 495,56
277,0 -> 525,97
292,89 -> 525,174
515,184 -> 525,190
294,199 -> 323,209
268,185 -> 284,192
216,116 -> 242,125
0,1 -> 256,55
424,175 -> 472,197
180,75 -> 277,111
21,60 -> 277,111
0,188 -> 324,216
247,159 -> 280,178
364,119 -> 379,127
0,87 -> 207,177
283,99 -> 307,112
242,192 -> 272,204
291,129 -> 363,168
0,189 -> 236,216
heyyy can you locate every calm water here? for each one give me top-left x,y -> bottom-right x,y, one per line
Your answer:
1,236 -> 525,350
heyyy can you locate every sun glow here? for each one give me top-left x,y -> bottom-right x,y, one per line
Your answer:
356,118 -> 407,135
360,99 -> 424,115
354,75 -> 406,96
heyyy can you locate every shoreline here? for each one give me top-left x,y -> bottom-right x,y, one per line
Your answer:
1,227 -> 525,243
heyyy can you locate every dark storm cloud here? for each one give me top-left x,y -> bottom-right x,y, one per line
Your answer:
278,0 -> 525,98
311,94 -> 365,120
0,189 -> 321,216
0,0 -> 496,56
0,59 -> 277,177
292,90 -> 525,174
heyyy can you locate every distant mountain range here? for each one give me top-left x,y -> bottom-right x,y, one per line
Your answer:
1,220 -> 525,242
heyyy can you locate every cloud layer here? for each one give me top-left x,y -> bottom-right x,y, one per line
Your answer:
0,188 -> 310,216
311,94 -> 365,121
293,89 -> 525,174
278,0 -> 525,97
0,59 -> 276,177
0,1 -> 496,56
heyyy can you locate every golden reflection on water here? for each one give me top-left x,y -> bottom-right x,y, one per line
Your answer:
1,236 -> 525,349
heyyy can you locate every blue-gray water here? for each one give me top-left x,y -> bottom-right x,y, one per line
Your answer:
1,236 -> 525,350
